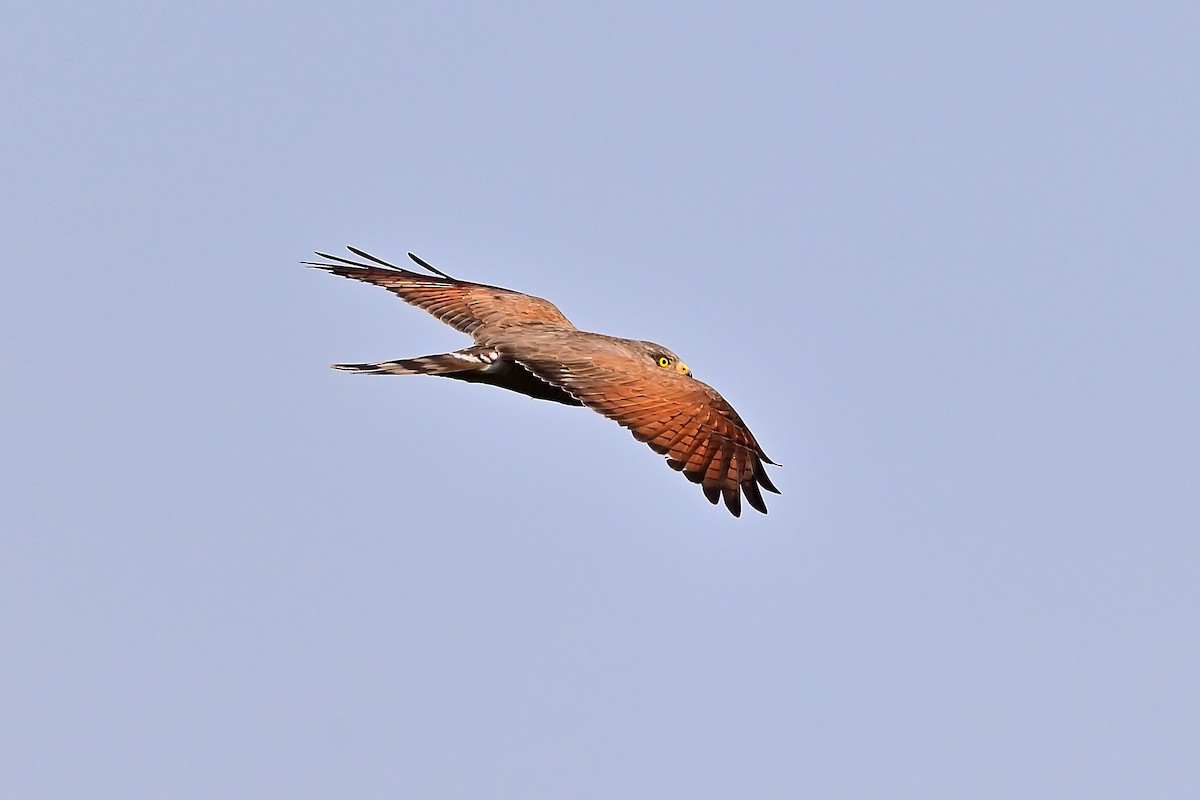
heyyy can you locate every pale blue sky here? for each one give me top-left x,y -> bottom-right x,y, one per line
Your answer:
3,2 -> 1197,797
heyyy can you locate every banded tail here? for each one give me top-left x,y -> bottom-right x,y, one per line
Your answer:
333,346 -> 499,375
331,344 -> 582,406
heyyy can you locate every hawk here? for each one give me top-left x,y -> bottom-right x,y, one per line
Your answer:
306,247 -> 780,516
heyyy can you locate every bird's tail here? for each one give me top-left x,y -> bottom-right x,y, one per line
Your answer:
332,346 -> 499,375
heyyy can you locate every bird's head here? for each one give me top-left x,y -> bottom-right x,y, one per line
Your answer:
635,341 -> 691,377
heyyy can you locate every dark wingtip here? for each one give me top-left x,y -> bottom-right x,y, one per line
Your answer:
301,251 -> 346,269
346,246 -> 403,270
756,467 -> 781,495
407,251 -> 456,280
743,479 -> 768,514
303,249 -> 382,272
722,485 -> 742,517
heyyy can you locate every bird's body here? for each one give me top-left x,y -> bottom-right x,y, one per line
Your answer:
306,247 -> 779,516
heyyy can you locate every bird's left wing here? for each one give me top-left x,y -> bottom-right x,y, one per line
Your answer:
305,247 -> 574,339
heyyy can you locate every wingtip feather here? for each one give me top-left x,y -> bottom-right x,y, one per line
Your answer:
346,246 -> 403,270
407,251 -> 456,280
722,484 -> 742,517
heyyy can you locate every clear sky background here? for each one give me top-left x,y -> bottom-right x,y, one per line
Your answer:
3,2 -> 1197,798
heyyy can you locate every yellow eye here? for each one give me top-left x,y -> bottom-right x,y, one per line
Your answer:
657,356 -> 671,367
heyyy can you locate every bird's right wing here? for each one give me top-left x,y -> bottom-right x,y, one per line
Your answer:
305,247 -> 574,339
503,341 -> 780,517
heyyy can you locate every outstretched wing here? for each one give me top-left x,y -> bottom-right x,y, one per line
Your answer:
305,247 -> 574,339
504,341 -> 780,517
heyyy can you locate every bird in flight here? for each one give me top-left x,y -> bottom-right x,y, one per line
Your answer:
305,247 -> 780,516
